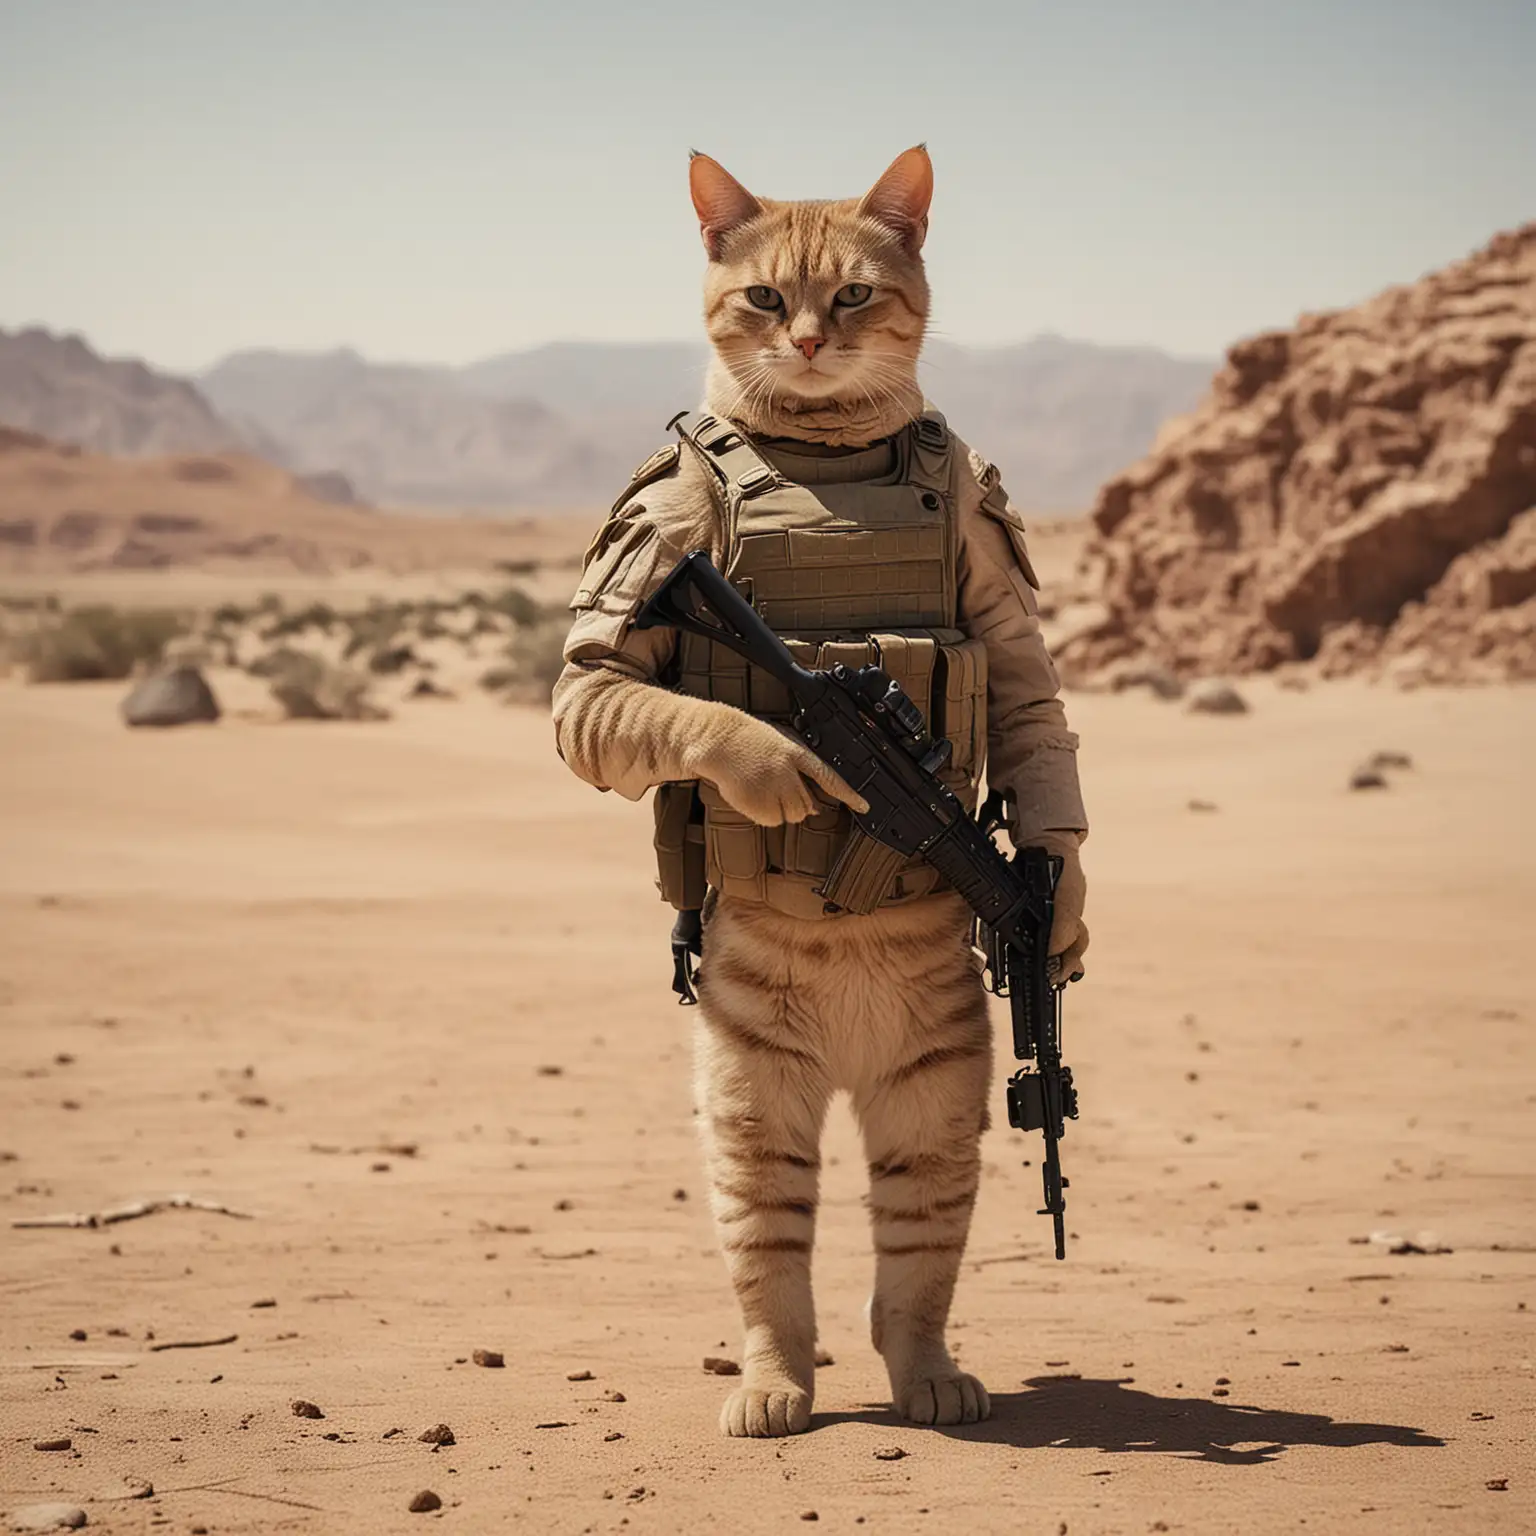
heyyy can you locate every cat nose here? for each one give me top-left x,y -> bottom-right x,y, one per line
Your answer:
794,336 -> 825,361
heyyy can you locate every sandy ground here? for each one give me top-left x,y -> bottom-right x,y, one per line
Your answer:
1,670 -> 1533,1535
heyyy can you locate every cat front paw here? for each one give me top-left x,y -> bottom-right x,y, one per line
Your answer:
718,1384 -> 812,1438
895,1372 -> 990,1426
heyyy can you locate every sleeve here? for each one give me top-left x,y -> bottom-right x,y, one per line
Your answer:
956,450 -> 1089,841
551,453 -> 725,801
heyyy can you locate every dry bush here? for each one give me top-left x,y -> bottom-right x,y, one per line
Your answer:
18,605 -> 188,683
260,648 -> 388,721
480,614 -> 568,705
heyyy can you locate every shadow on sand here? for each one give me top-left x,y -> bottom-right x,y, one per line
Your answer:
819,1375 -> 1446,1465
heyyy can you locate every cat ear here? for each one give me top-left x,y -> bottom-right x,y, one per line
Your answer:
689,152 -> 763,259
859,145 -> 933,254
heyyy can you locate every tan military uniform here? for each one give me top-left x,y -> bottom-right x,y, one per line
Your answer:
554,410 -> 1086,918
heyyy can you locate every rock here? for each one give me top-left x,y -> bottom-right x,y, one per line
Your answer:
9,1506 -> 87,1531
68,1330 -> 86,1341
701,1356 -> 740,1376
31,1439 -> 71,1452
120,666 -> 220,728
1365,750 -> 1414,771
1058,222 -> 1536,687
1350,766 -> 1388,790
813,1348 -> 835,1367
1186,679 -> 1249,715
418,1424 -> 455,1445
873,1446 -> 907,1460
472,1349 -> 504,1368
1109,663 -> 1185,700
603,1390 -> 626,1403
407,1490 -> 442,1513
290,1399 -> 324,1419
566,1369 -> 594,1381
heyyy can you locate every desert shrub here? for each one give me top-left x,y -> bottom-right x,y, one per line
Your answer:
261,600 -> 339,640
481,614 -> 569,706
342,601 -> 410,659
20,605 -> 188,683
368,642 -> 418,675
261,647 -> 386,721
486,585 -> 541,628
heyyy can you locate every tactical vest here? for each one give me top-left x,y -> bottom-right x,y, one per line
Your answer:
653,409 -> 989,922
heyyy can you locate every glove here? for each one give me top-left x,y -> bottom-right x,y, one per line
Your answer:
1030,829 -> 1088,982
687,709 -> 869,827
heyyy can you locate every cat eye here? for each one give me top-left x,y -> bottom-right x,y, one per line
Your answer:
834,282 -> 873,307
746,285 -> 783,311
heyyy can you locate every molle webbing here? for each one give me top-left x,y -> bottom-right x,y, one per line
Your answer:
657,409 -> 988,921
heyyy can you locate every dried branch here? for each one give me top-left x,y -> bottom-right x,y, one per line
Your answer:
11,1194 -> 254,1230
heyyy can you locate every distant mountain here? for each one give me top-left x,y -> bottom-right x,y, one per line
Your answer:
0,325 -> 1214,515
0,326 -> 268,460
201,336 -> 1212,513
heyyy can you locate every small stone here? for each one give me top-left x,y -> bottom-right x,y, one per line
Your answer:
1486,1479 -> 1508,1492
9,1505 -> 87,1531
604,1431 -> 624,1442
603,1390 -> 626,1403
1212,1387 -> 1230,1397
1349,765 -> 1388,791
122,1480 -> 153,1500
250,1298 -> 277,1309
407,1490 -> 442,1513
536,1065 -> 563,1077
553,1198 -> 573,1211
68,1329 -> 87,1341
567,1369 -> 594,1381
418,1424 -> 455,1445
1215,1377 -> 1230,1385
1242,1200 -> 1260,1211
472,1349 -> 504,1369
290,1399 -> 324,1419
873,1446 -> 907,1460
1185,679 -> 1248,715
1111,663 -> 1185,701
121,666 -> 220,729
702,1356 -> 740,1376
814,1348 -> 835,1368
32,1438 -> 72,1452
672,1187 -> 688,1201
800,1514 -> 819,1523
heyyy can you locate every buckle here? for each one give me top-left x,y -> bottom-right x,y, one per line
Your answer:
914,415 -> 948,451
736,465 -> 777,496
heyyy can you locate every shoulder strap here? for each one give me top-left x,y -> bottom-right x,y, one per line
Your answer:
669,410 -> 786,505
904,408 -> 956,496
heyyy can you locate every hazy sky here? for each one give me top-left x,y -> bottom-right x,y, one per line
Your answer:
2,0 -> 1532,373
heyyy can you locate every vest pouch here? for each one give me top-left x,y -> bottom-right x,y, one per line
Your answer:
931,634 -> 989,786
653,780 -> 707,911
697,779 -> 769,904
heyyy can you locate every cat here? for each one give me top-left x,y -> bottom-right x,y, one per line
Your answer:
553,146 -> 1088,1438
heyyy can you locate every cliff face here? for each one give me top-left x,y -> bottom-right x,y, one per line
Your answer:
1058,224 -> 1536,685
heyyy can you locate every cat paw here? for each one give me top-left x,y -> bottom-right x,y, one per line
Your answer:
718,1385 -> 813,1438
895,1372 -> 991,1426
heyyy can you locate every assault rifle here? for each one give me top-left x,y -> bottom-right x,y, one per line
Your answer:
635,551 -> 1082,1259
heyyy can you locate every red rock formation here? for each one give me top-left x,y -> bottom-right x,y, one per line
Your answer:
1059,224 -> 1536,684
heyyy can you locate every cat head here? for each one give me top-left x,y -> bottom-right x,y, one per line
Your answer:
691,147 -> 932,444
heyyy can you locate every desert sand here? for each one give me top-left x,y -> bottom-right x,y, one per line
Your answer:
1,649 -> 1532,1535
